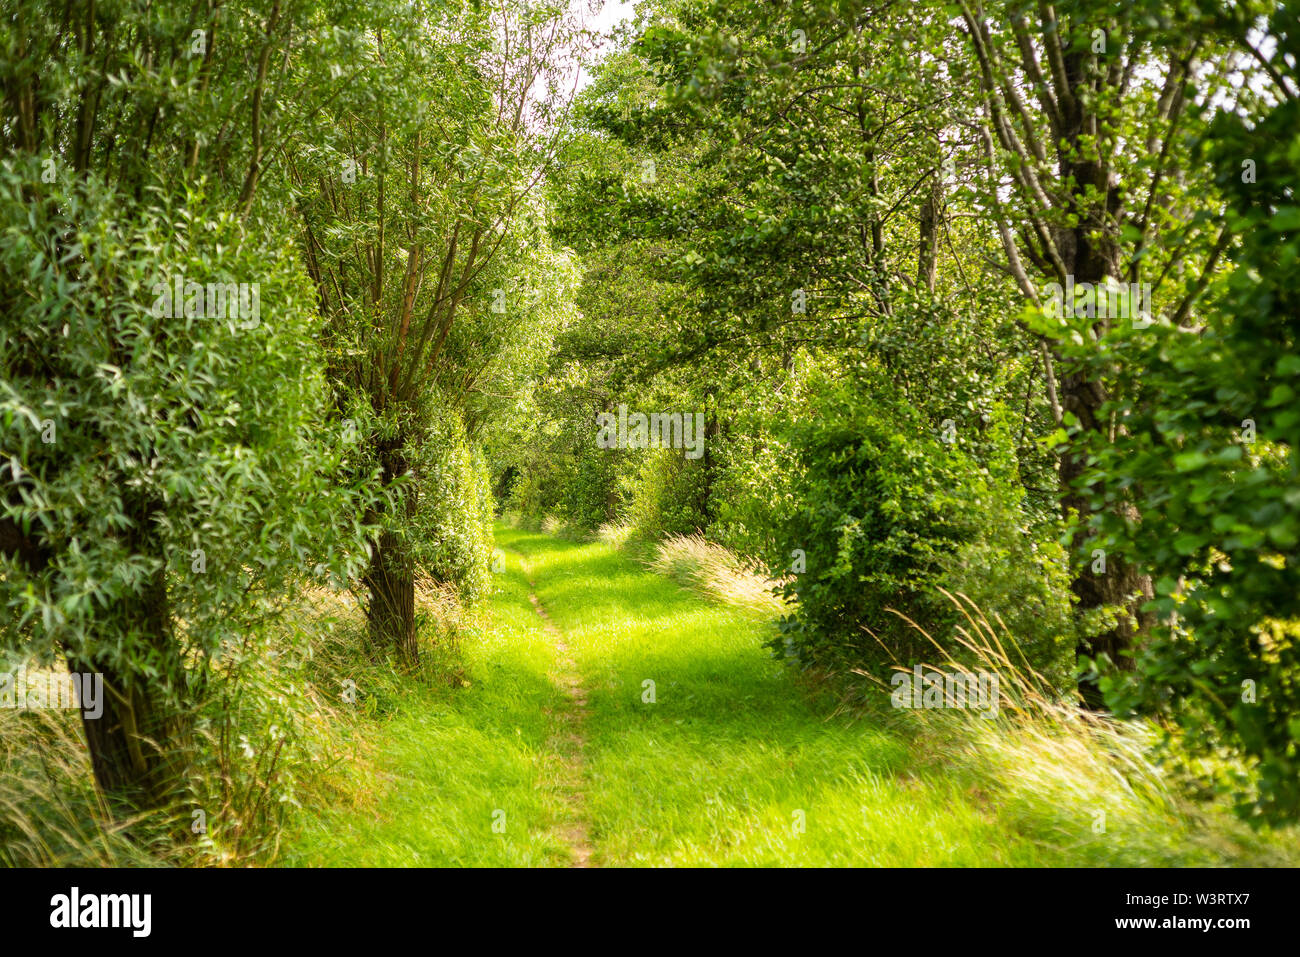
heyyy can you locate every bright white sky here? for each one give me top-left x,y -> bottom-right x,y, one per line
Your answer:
576,0 -> 638,90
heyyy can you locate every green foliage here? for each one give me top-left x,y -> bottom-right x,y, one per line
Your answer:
619,448 -> 709,540
1075,12 -> 1300,823
937,507 -> 1076,693
418,416 -> 496,605
560,439 -> 624,531
769,373 -> 1070,684
0,158 -> 369,680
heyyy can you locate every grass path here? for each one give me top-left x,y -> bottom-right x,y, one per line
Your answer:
491,526 -> 1045,866
521,555 -> 594,866
287,523 -> 1300,866
285,523 -> 1067,866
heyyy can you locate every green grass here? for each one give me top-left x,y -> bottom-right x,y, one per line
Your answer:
281,523 -> 1300,867
280,547 -> 575,866
499,526 -> 1046,866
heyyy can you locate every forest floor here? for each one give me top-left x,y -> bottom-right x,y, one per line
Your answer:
281,525 -> 1298,867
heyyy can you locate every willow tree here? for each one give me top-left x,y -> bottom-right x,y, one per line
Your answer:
0,0 -> 368,814
292,0 -> 587,662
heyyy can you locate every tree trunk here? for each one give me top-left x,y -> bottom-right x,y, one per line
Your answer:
365,527 -> 418,663
69,563 -> 192,817
1054,154 -> 1155,701
1057,366 -> 1154,701
917,173 -> 942,292
364,438 -> 419,665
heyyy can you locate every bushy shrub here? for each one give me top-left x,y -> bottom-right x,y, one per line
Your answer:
619,447 -> 709,541
936,510 -> 1075,692
420,417 -> 496,605
560,434 -> 625,531
771,376 -> 1073,686
0,162 -> 369,811
709,386 -> 803,562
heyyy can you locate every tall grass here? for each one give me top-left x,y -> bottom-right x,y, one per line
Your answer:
0,577 -> 469,867
591,519 -> 789,616
645,532 -> 788,617
858,590 -> 1299,865
0,702 -> 176,867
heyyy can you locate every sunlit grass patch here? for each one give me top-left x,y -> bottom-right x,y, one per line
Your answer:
648,532 -> 789,617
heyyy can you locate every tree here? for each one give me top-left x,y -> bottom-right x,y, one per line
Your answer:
1082,1 -> 1300,823
0,0 -> 369,814
955,0 -> 1230,694
291,0 -> 587,662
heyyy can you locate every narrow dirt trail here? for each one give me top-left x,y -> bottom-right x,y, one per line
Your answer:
521,556 -> 595,868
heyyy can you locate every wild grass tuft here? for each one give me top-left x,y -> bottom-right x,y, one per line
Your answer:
0,701 -> 179,867
855,589 -> 1300,865
647,532 -> 789,617
0,577 -> 470,867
